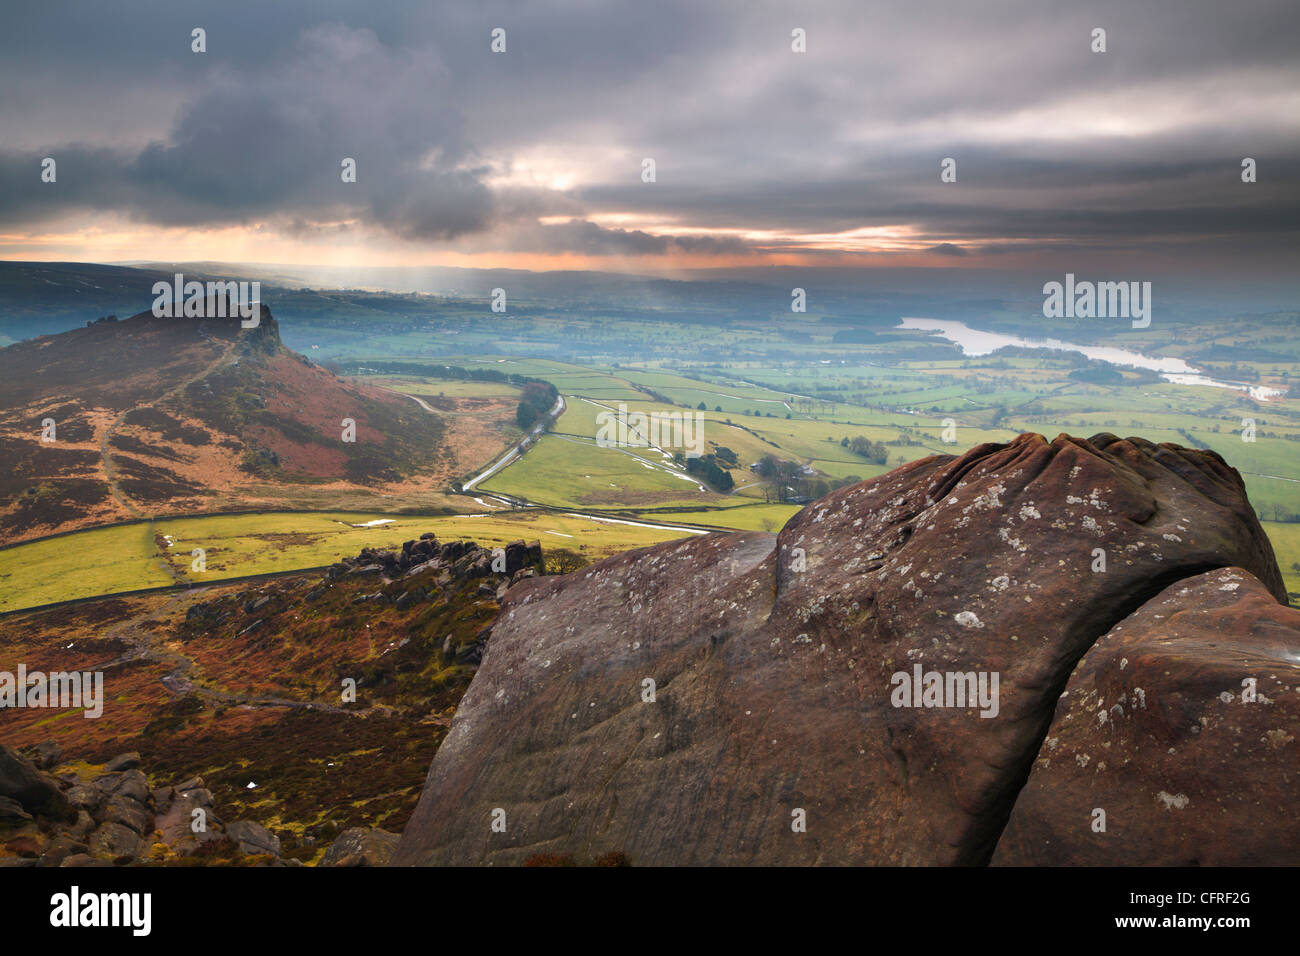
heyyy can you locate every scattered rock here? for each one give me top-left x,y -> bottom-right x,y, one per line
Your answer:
226,820 -> 281,857
0,745 -> 71,819
0,795 -> 33,825
103,751 -> 142,773
27,741 -> 63,770
2,835 -> 41,861
319,827 -> 400,867
88,822 -> 140,859
68,811 -> 94,842
37,835 -> 88,868
154,790 -> 220,854
99,795 -> 151,835
151,787 -> 175,817
93,769 -> 149,804
65,785 -> 100,812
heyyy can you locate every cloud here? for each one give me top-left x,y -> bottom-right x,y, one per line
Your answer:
0,24 -> 502,238
501,219 -> 754,256
0,0 -> 1296,272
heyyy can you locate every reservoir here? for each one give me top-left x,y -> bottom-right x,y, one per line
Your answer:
898,317 -> 1284,401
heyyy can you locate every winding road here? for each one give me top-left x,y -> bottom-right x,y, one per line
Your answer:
394,388 -> 719,535
463,394 -> 566,491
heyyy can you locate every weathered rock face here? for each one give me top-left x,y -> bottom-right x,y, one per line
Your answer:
992,567 -> 1300,865
391,433 -> 1289,867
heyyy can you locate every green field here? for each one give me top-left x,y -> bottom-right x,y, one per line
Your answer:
391,353 -> 1299,585
648,503 -> 802,532
0,523 -> 175,611
10,299 -> 1299,612
479,431 -> 719,509
0,510 -> 703,613
1263,521 -> 1300,603
385,379 -> 522,400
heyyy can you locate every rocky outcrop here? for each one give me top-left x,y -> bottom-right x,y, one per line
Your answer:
992,567 -> 1300,865
0,749 -> 287,867
186,534 -> 543,649
325,537 -> 542,587
391,433 -> 1291,866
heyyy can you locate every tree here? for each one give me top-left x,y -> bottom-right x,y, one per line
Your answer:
545,548 -> 591,575
685,454 -> 735,492
848,436 -> 888,464
515,379 -> 558,431
753,454 -> 803,501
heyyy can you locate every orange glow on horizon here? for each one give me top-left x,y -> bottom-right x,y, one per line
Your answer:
0,216 -> 1040,274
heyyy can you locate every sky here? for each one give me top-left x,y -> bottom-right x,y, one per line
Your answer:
1,0 -> 1297,279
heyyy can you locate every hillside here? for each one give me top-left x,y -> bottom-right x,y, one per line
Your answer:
0,533 -> 549,866
0,302 -> 449,544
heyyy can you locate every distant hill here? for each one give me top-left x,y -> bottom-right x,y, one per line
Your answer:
0,262 -> 186,342
0,302 -> 447,543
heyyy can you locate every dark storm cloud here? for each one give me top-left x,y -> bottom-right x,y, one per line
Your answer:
0,23 -> 502,238
0,0 -> 1296,266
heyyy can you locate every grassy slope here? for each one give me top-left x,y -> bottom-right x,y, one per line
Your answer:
0,510 -> 697,613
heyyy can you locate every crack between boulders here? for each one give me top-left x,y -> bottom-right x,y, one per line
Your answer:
971,559 -> 1235,866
